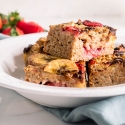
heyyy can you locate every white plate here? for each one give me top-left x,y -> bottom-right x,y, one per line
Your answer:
0,32 -> 125,108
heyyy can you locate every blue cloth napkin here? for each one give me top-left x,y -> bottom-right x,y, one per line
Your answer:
43,95 -> 125,125
0,33 -> 9,40
1,33 -> 125,125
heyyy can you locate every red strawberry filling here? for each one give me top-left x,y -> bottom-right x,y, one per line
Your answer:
89,60 -> 96,65
83,47 -> 103,60
75,62 -> 85,73
63,26 -> 82,36
83,20 -> 103,27
45,82 -> 68,87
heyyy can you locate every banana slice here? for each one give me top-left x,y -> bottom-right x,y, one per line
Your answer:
28,53 -> 59,66
44,59 -> 78,75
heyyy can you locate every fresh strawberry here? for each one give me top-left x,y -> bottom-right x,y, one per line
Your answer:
0,11 -> 23,30
2,27 -> 12,35
83,20 -> 103,27
2,26 -> 24,36
0,11 -> 45,36
15,27 -> 24,35
17,20 -> 44,34
0,17 -> 2,30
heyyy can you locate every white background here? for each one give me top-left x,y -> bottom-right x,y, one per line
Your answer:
0,0 -> 125,18
0,0 -> 125,32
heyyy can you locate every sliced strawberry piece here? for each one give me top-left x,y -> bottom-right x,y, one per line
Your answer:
63,26 -> 82,36
89,60 -> 96,65
75,61 -> 85,82
76,61 -> 85,73
17,20 -> 44,34
15,27 -> 24,35
83,20 -> 103,27
83,47 -> 103,60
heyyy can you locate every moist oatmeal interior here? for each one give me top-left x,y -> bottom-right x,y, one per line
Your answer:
43,19 -> 116,62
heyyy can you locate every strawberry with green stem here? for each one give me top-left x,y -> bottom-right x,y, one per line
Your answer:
0,11 -> 45,36
8,11 -> 44,34
8,11 -> 23,26
0,11 -> 24,36
2,26 -> 24,36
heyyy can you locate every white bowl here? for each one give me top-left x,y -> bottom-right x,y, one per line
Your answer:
0,32 -> 125,108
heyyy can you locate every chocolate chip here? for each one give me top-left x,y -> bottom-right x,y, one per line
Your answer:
119,44 -> 125,48
111,58 -> 123,65
114,51 -> 124,56
114,47 -> 119,50
39,82 -> 42,84
23,44 -> 33,53
85,27 -> 95,30
123,61 -> 125,67
104,25 -> 117,35
76,19 -> 83,25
